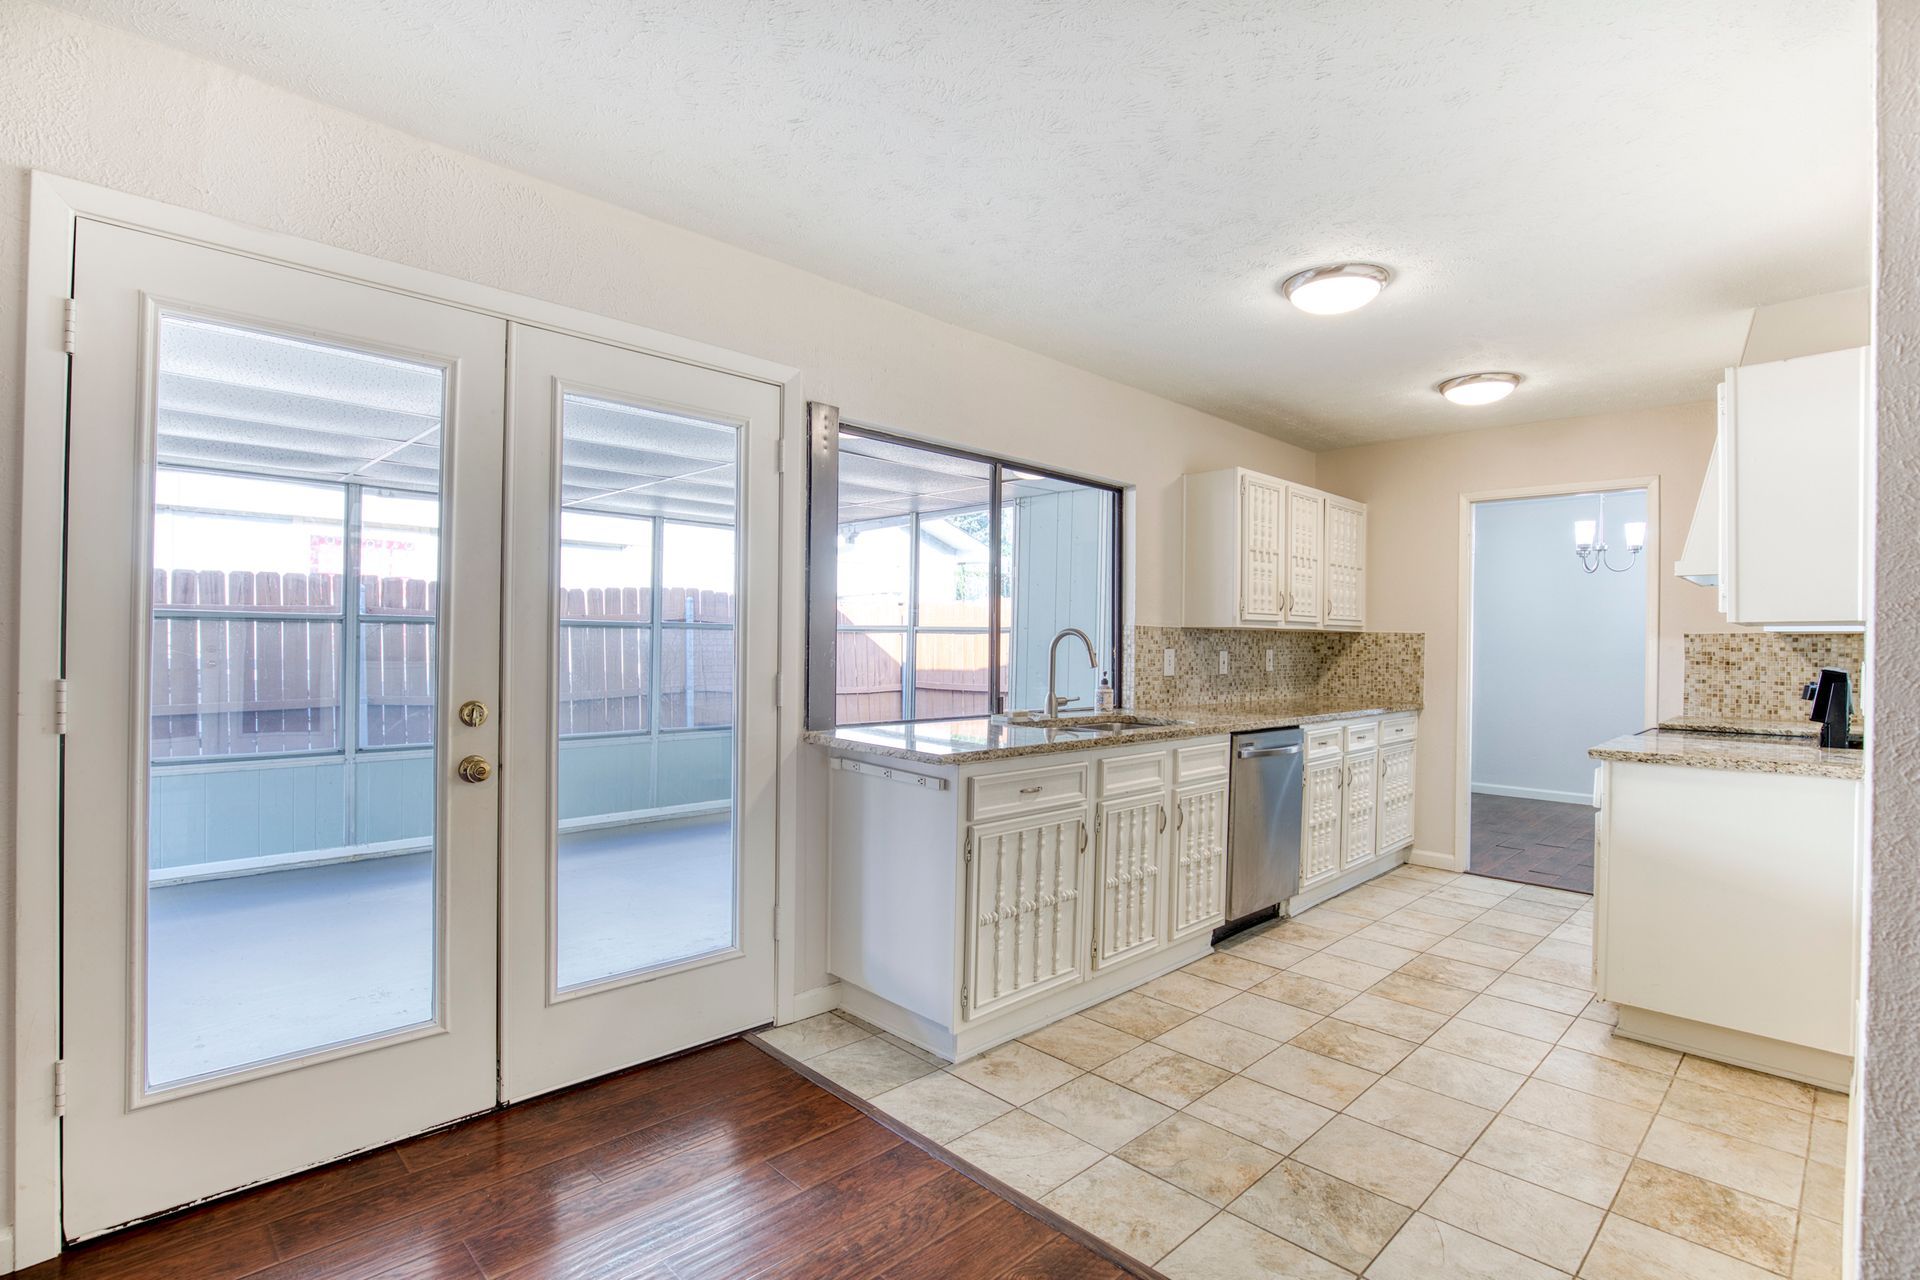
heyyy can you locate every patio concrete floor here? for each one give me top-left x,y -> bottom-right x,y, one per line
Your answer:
146,812 -> 733,1085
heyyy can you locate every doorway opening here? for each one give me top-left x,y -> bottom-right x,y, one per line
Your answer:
1464,486 -> 1654,894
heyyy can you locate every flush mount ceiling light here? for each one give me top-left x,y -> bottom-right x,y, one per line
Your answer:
1437,371 -> 1523,405
1280,263 -> 1392,316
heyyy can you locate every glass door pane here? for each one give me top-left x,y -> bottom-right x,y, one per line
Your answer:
555,393 -> 740,991
145,313 -> 444,1090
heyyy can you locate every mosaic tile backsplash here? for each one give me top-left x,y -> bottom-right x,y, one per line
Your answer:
1128,626 -> 1424,711
1682,631 -> 1865,723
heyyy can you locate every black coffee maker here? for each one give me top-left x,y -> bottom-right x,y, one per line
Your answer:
1802,669 -> 1854,749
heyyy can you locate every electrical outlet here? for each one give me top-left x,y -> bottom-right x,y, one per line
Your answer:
1217,650 -> 1230,675
1265,648 -> 1275,673
1162,648 -> 1177,676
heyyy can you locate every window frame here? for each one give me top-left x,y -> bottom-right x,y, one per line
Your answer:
804,409 -> 1125,730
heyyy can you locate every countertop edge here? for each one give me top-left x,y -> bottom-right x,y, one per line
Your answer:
806,703 -> 1423,766
1588,739 -> 1864,781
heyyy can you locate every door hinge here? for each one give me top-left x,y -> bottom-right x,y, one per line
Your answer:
774,671 -> 784,708
53,678 -> 69,735
963,832 -> 972,863
773,900 -> 780,943
62,298 -> 76,355
52,1060 -> 66,1118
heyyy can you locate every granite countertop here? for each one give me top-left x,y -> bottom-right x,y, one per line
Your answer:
1589,727 -> 1864,780
1656,715 -> 1821,740
806,700 -> 1422,766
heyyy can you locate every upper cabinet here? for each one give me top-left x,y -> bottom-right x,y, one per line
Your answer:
1696,346 -> 1868,628
1183,468 -> 1367,630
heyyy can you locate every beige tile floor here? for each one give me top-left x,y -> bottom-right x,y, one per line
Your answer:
759,866 -> 1849,1280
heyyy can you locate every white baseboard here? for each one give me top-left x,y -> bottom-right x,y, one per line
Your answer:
1470,782 -> 1594,806
788,982 -> 842,1021
1409,847 -> 1461,872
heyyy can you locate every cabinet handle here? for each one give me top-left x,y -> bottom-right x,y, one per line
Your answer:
1175,805 -> 1184,830
1019,785 -> 1043,795
1158,805 -> 1167,833
1079,827 -> 1088,853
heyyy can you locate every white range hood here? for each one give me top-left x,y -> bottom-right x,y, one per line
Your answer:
1673,429 -> 1720,587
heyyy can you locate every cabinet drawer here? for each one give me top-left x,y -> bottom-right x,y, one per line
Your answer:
1306,726 -> 1345,760
969,763 -> 1089,821
1097,749 -> 1171,798
1344,720 -> 1379,751
1381,716 -> 1417,746
1174,740 -> 1229,784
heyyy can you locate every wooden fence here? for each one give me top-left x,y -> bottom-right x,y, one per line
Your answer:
149,570 -> 738,757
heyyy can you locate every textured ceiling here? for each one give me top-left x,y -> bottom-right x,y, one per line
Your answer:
54,0 -> 1874,448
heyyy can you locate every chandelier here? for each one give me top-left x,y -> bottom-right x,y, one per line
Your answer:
1573,495 -> 1646,574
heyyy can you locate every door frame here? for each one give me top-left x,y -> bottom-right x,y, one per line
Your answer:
1450,477 -> 1662,875
15,171 -> 803,1270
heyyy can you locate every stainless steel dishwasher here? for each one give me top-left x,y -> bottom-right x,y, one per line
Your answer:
1223,727 -> 1305,932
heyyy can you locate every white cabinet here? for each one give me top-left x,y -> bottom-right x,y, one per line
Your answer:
1242,474 -> 1286,623
1283,486 -> 1324,625
1376,739 -> 1417,856
1594,758 -> 1860,1089
1298,715 -> 1417,899
1301,753 -> 1345,890
826,736 -> 1227,1062
1170,782 -> 1228,941
964,809 -> 1088,1019
1093,795 -> 1166,967
1341,748 -> 1378,870
1183,468 -> 1367,630
1323,496 -> 1367,629
1714,346 -> 1868,627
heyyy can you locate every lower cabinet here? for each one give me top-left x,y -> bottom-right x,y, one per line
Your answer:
1302,755 -> 1345,889
1300,714 -> 1418,897
1093,794 -> 1167,968
826,736 -> 1229,1062
1377,740 -> 1416,855
1341,747 -> 1378,869
1170,782 -> 1228,941
963,809 -> 1088,1020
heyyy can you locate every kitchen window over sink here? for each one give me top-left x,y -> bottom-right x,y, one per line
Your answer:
805,407 -> 1123,729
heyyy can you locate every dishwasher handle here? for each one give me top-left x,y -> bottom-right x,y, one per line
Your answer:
1237,744 -> 1303,759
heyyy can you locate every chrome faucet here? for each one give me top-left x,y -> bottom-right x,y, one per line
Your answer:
1046,627 -> 1098,718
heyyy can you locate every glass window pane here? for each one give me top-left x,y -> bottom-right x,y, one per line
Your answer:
661,626 -> 735,729
1002,469 -> 1116,713
146,314 -> 443,1090
917,510 -> 991,628
835,517 -> 911,626
359,489 -> 440,617
914,630 -> 992,719
555,394 -> 738,990
836,630 -> 905,723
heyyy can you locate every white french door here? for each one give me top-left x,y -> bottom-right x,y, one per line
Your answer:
499,325 -> 778,1100
62,222 -> 507,1238
58,222 -> 780,1239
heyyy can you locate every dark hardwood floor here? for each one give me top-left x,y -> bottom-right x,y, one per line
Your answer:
19,1039 -> 1126,1280
1468,793 -> 1596,893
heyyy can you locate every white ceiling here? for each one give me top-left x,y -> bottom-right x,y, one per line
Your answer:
55,0 -> 1873,449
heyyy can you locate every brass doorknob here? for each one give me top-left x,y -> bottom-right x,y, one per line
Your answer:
458,700 -> 489,728
456,755 -> 493,784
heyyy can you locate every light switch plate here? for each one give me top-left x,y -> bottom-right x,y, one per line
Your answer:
1162,648 -> 1177,676
1217,650 -> 1230,675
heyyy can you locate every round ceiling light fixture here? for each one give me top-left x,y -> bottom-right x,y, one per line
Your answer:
1280,262 -> 1392,316
1437,371 -> 1523,406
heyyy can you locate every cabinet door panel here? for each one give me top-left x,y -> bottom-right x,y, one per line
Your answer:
965,810 -> 1088,1020
1376,742 -> 1416,856
1301,759 -> 1344,889
1341,749 -> 1378,870
1241,477 -> 1285,623
1284,487 -> 1324,625
1095,796 -> 1166,966
1323,498 -> 1366,628
1170,784 -> 1227,940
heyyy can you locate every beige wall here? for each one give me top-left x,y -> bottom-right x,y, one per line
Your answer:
1315,401 -> 1731,857
0,3 -> 1316,1238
